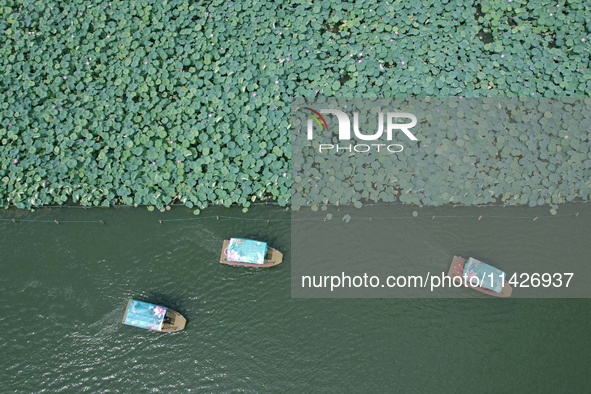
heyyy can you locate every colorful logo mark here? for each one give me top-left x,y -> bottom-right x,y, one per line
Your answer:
303,107 -> 328,132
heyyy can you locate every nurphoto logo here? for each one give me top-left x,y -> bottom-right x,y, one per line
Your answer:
301,107 -> 418,154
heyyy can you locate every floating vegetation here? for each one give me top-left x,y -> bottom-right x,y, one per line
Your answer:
1,1 -> 590,211
291,98 -> 591,209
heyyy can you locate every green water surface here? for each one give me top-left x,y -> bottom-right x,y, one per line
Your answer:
1,205 -> 589,392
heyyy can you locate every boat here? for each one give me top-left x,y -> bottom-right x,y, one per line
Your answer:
122,299 -> 187,332
220,238 -> 283,267
448,256 -> 513,297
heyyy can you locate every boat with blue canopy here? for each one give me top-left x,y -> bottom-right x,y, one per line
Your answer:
448,256 -> 513,297
122,299 -> 187,332
220,238 -> 283,267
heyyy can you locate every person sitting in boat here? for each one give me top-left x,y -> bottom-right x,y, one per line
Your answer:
163,316 -> 173,325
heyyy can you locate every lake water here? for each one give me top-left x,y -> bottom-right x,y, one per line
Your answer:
1,204 -> 590,392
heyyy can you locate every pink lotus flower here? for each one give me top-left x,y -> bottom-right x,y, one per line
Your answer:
13,159 -> 18,163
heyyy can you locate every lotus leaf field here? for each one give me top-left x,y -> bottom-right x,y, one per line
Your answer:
291,97 -> 591,210
1,0 -> 590,212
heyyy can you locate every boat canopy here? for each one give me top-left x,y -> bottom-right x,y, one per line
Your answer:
123,300 -> 167,330
464,257 -> 505,293
227,238 -> 267,265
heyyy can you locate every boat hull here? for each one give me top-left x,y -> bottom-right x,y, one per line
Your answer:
448,256 -> 513,297
220,240 -> 283,267
160,309 -> 187,332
